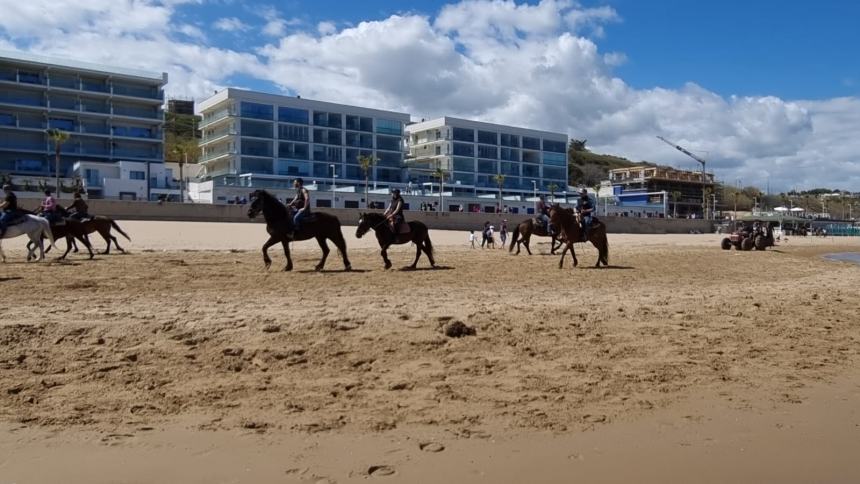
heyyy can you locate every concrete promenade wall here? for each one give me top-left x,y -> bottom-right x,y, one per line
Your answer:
87,200 -> 713,234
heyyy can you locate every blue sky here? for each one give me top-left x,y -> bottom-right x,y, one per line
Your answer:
180,0 -> 860,101
1,0 -> 858,190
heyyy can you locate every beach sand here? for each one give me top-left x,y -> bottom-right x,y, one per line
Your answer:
1,221 -> 859,483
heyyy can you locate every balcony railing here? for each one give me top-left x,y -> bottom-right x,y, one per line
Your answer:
113,105 -> 159,119
114,148 -> 161,159
200,109 -> 234,128
113,84 -> 162,100
201,149 -> 235,162
0,94 -> 45,107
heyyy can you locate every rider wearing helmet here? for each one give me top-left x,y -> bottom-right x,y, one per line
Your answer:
286,178 -> 311,239
0,183 -> 19,238
384,188 -> 405,234
576,188 -> 594,241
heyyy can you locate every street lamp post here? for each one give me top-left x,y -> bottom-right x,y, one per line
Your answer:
330,164 -> 336,208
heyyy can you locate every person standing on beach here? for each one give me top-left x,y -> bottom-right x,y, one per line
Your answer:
499,219 -> 508,248
468,230 -> 476,248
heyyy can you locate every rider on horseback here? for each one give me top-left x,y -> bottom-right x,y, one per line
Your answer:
286,178 -> 310,239
0,183 -> 20,238
576,188 -> 594,241
66,191 -> 90,220
537,195 -> 553,236
384,188 -> 405,234
39,189 -> 62,225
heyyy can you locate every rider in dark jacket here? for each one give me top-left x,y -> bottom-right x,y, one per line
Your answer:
384,188 -> 405,234
67,191 -> 90,220
536,195 -> 553,235
576,188 -> 594,241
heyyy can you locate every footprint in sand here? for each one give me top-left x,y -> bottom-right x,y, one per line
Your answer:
419,442 -> 445,453
368,465 -> 396,477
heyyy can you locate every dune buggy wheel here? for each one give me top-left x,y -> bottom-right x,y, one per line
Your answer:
754,235 -> 767,251
721,238 -> 732,250
741,237 -> 754,251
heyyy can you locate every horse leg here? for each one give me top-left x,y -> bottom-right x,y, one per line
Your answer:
381,244 -> 392,269
71,237 -> 79,253
329,231 -> 351,271
423,233 -> 436,267
59,235 -> 75,260
78,234 -> 94,259
558,243 -> 569,269
261,235 -> 277,269
524,235 -> 532,255
0,241 -> 5,263
410,242 -> 422,269
99,231 -> 111,254
570,242 -> 578,268
315,236 -> 330,272
111,234 -> 125,253
281,240 -> 293,271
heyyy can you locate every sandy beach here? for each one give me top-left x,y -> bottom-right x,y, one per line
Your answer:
1,221 -> 859,483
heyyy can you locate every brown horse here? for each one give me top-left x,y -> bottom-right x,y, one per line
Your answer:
27,212 -> 130,259
355,212 -> 435,269
508,217 -> 562,255
247,189 -> 351,272
549,204 -> 609,268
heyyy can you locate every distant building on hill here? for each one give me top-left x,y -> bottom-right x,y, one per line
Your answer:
608,166 -> 715,217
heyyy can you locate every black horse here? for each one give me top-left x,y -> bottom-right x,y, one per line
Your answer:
355,212 -> 435,269
247,189 -> 351,272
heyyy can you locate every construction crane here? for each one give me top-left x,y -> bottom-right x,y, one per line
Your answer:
656,135 -> 708,219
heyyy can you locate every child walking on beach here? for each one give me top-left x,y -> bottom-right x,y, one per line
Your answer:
468,230 -> 476,249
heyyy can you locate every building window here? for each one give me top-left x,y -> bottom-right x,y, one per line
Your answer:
543,166 -> 567,181
453,157 -> 474,172
522,136 -> 540,150
278,142 -> 309,160
543,152 -> 566,166
376,119 -> 402,135
241,139 -> 273,157
0,113 -> 14,126
240,102 -> 274,120
522,150 -> 541,164
241,120 -> 273,138
435,145 -> 441,156
542,139 -> 566,153
452,127 -> 474,142
376,167 -> 401,182
500,162 -> 518,176
278,107 -> 309,124
18,71 -> 42,84
313,111 -> 342,129
376,151 -> 401,167
129,171 -> 146,180
48,118 -> 75,131
276,159 -> 311,176
241,157 -> 274,174
345,132 -> 373,148
345,115 -> 373,132
477,130 -> 497,145
312,145 -> 342,162
278,124 -> 308,141
500,147 -> 520,161
451,172 -> 475,185
452,142 -> 474,157
522,163 -> 539,177
501,133 -> 520,148
477,159 -> 496,174
345,148 -> 373,164
376,135 -> 401,151
477,145 -> 498,159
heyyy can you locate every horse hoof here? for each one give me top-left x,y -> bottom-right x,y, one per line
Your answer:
344,265 -> 352,272
314,266 -> 323,272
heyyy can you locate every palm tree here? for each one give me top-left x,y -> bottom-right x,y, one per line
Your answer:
47,128 -> 71,198
492,173 -> 506,212
670,190 -> 682,218
172,139 -> 199,203
432,163 -> 448,211
358,154 -> 376,208
547,183 -> 559,203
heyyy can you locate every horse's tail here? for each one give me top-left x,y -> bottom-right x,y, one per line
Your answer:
110,220 -> 131,241
596,226 -> 609,265
508,224 -> 521,252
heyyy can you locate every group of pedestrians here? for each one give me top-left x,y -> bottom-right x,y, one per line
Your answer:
470,219 -> 508,249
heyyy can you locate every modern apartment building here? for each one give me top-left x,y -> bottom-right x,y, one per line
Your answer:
405,117 -> 569,198
197,88 -> 410,193
0,50 -> 166,197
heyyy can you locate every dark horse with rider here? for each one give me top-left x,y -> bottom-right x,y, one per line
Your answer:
355,188 -> 435,269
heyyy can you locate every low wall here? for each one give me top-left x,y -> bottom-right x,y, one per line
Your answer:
86,200 -> 713,234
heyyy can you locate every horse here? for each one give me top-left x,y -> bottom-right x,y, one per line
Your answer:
27,209 -> 131,259
0,215 -> 55,263
247,189 -> 351,272
549,204 -> 609,269
355,212 -> 435,269
507,217 -> 562,255
29,219 -> 96,260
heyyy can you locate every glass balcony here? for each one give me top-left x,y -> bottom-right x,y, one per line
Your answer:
81,103 -> 110,114
82,81 -> 109,93
114,148 -> 159,159
0,93 -> 44,107
113,105 -> 159,119
113,84 -> 162,100
0,141 -> 45,151
49,77 -> 79,89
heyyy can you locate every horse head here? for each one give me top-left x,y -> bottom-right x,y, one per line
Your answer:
247,190 -> 265,219
355,212 -> 370,238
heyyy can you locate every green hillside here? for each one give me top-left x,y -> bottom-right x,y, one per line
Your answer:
567,139 -> 653,186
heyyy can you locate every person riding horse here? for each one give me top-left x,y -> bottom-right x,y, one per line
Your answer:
537,195 -> 553,235
0,183 -> 20,239
286,177 -> 311,239
576,188 -> 594,241
38,189 -> 63,225
383,188 -> 405,234
66,191 -> 91,221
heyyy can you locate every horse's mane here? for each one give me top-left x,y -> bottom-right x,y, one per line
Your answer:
256,190 -> 288,217
361,211 -> 386,222
550,204 -> 576,224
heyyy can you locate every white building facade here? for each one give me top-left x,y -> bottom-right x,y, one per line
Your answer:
0,50 -> 166,195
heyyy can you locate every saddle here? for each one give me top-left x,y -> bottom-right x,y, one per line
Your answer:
396,222 -> 411,235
